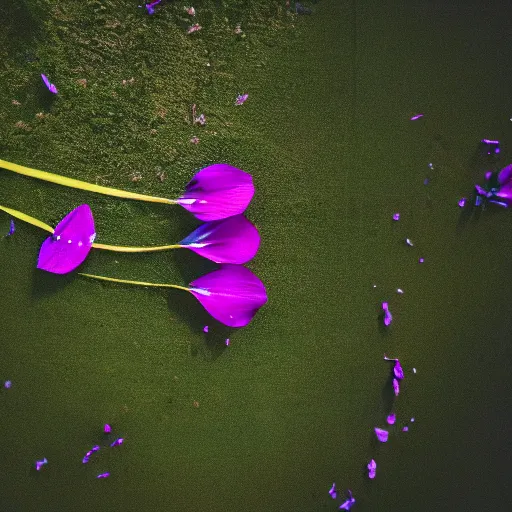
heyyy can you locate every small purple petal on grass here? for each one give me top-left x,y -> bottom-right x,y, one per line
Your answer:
97,472 -> 110,479
225,338 -> 230,346
367,459 -> 377,479
393,213 -> 400,221
329,482 -> 337,500
145,0 -> 161,14
235,93 -> 249,105
110,438 -> 124,447
339,490 -> 356,510
419,258 -> 424,263
386,413 -> 396,425
5,219 -> 15,237
424,178 -> 429,185
405,238 -> 414,246
410,113 -> 424,121
35,458 -> 48,471
189,264 -> 268,327
104,424 -> 112,434
374,427 -> 389,443
92,445 -> 100,452
382,302 -> 392,326
203,325 -> 209,333
458,197 -> 467,208
402,426 -> 409,432
41,74 -> 58,94
394,360 -> 404,380
37,204 -> 96,274
410,417 -> 415,422
177,164 -> 255,221
392,378 -> 400,396
178,215 -> 260,264
4,380 -> 12,389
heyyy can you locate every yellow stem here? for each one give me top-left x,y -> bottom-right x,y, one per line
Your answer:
0,159 -> 177,205
92,243 -> 182,252
78,272 -> 191,292
1,204 -> 184,253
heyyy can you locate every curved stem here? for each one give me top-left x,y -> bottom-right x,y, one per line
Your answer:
78,272 -> 191,292
0,159 -> 177,205
1,204 -> 184,253
92,243 -> 183,252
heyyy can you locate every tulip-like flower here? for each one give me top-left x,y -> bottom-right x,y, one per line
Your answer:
0,205 -> 260,274
79,264 -> 267,328
0,160 -> 254,221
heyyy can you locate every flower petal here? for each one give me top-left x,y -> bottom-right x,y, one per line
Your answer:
37,204 -> 96,274
177,164 -> 254,221
189,264 -> 267,327
374,427 -> 389,443
179,215 -> 260,264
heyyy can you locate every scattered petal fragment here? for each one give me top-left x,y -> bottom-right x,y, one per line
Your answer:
5,219 -> 15,237
203,325 -> 209,333
374,427 -> 389,443
329,482 -> 337,500
145,0 -> 161,15
367,459 -> 377,479
386,413 -> 396,425
41,74 -> 58,94
458,197 -> 467,208
392,378 -> 400,396
187,23 -> 202,34
410,113 -> 424,121
392,213 -> 400,221
235,93 -> 249,106
405,238 -> 414,246
110,438 -> 124,447
104,424 -> 112,434
97,472 -> 110,479
35,458 -> 48,471
382,302 -> 393,326
4,380 -> 12,389
339,489 -> 356,510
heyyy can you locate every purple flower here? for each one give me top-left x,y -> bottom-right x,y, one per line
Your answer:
402,426 -> 409,432
329,482 -> 337,499
4,380 -> 12,389
458,197 -> 466,208
419,258 -> 424,263
392,378 -> 400,396
189,264 -> 268,327
235,93 -> 249,105
392,212 -> 400,221
394,361 -> 404,380
110,438 -> 124,447
410,113 -> 424,121
41,74 -> 58,94
37,204 -> 96,274
386,413 -> 396,425
176,164 -> 255,221
339,489 -> 356,510
104,424 -> 112,434
367,459 -> 377,479
203,325 -> 209,333
178,215 -> 260,264
35,457 -> 48,471
97,472 -> 110,479
374,427 -> 389,443
382,302 -> 392,326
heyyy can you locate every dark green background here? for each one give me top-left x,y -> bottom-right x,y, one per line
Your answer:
2,1 -> 512,510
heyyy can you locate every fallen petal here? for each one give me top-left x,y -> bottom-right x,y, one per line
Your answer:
35,457 -> 48,471
405,238 -> 414,246
4,380 -> 12,389
386,413 -> 396,425
97,472 -> 110,479
339,490 -> 356,510
374,427 -> 389,443
382,302 -> 392,326
367,459 -> 377,479
203,325 -> 209,333
410,113 -> 424,120
392,378 -> 400,396
394,360 -> 404,380
392,213 -> 400,221
110,438 -> 124,447
329,482 -> 337,499
458,197 -> 467,208
104,424 -> 112,434
235,93 -> 249,105
41,74 -> 58,94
